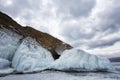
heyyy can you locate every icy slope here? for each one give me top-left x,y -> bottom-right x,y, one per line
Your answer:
49,49 -> 113,71
12,37 -> 54,73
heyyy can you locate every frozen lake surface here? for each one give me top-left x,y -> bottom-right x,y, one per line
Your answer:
0,62 -> 120,80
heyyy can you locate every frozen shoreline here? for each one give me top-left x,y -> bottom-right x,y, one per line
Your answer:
1,62 -> 120,80
0,70 -> 120,80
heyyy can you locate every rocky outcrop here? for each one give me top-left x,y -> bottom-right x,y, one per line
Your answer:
0,11 -> 72,59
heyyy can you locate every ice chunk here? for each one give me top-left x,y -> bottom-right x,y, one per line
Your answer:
0,58 -> 14,74
0,58 -> 10,69
0,68 -> 14,74
0,28 -> 22,61
12,37 -> 54,73
49,49 -> 113,71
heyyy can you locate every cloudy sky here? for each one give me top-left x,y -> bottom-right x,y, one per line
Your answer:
0,0 -> 120,57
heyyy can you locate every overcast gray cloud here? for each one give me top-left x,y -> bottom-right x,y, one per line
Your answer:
60,24 -> 95,41
57,0 -> 120,49
0,0 -> 53,32
53,0 -> 96,18
0,0 -> 120,56
0,0 -> 41,17
88,36 -> 120,49
93,0 -> 120,34
88,0 -> 120,49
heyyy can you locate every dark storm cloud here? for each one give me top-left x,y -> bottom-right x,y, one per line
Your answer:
53,0 -> 96,18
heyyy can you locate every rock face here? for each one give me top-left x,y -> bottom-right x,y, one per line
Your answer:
0,11 -> 72,60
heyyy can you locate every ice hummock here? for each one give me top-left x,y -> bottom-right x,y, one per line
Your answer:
0,28 -> 22,61
49,49 -> 113,71
12,37 -> 54,73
